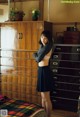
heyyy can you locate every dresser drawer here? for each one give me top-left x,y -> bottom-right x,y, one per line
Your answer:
51,89 -> 79,99
53,75 -> 80,84
64,31 -> 80,38
60,61 -> 80,68
54,46 -> 80,53
64,38 -> 80,44
64,31 -> 80,44
51,97 -> 78,112
50,60 -> 80,68
52,53 -> 80,61
54,82 -> 80,91
52,68 -> 80,76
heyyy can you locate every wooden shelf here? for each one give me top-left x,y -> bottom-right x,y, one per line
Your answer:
0,0 -> 38,3
0,0 -> 44,20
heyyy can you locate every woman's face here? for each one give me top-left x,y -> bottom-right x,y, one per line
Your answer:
41,34 -> 48,45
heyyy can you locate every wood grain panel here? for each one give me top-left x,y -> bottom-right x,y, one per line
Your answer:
25,23 -> 32,50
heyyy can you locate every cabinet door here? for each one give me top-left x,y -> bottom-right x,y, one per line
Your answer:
16,23 -> 26,72
1,22 -> 26,50
1,23 -> 18,98
25,22 -> 43,50
1,23 -> 26,74
31,22 -> 44,50
31,22 -> 39,50
25,22 -> 32,50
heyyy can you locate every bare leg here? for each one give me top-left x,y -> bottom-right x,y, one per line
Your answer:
41,92 -> 52,117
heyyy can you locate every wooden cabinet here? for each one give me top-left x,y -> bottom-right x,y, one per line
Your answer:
64,31 -> 80,44
50,44 -> 80,112
0,21 -> 52,104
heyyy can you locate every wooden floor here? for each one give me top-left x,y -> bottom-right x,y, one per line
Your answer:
51,110 -> 78,117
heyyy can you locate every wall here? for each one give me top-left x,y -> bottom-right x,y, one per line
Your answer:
44,0 -> 80,22
44,0 -> 80,40
0,4 -> 9,22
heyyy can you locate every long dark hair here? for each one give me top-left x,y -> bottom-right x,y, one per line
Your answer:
39,30 -> 53,45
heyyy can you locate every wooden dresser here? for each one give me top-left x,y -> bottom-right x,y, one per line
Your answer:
50,30 -> 80,112
50,44 -> 80,112
64,31 -> 80,44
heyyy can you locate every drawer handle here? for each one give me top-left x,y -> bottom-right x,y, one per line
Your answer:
20,33 -> 23,39
53,77 -> 57,79
53,55 -> 58,58
56,47 -> 61,50
52,69 -> 58,73
77,48 -> 80,52
53,91 -> 57,94
18,33 -> 23,39
52,99 -> 57,102
53,62 -> 58,65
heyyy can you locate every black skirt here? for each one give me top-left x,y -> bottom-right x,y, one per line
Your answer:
37,66 -> 53,92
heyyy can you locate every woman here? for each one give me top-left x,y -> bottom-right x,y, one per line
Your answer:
33,30 -> 53,117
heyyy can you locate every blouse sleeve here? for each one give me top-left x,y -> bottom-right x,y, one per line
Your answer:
33,43 -> 53,62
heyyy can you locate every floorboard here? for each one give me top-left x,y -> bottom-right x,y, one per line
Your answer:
51,109 -> 78,117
